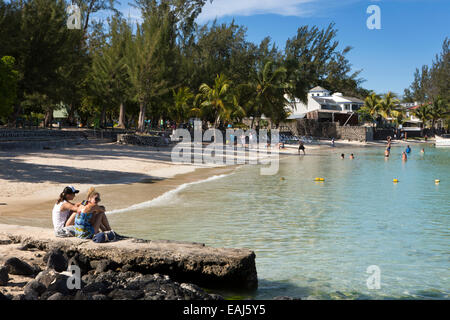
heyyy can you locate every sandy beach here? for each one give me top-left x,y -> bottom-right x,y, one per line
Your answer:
0,138 -> 429,228
0,141 -> 236,226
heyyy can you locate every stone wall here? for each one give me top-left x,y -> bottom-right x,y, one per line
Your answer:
117,134 -> 170,147
293,119 -> 338,138
0,129 -> 87,140
373,129 -> 394,140
277,120 -> 373,141
0,129 -> 88,151
337,126 -> 373,142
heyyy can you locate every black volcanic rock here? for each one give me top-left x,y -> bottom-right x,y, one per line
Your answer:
4,257 -> 36,276
46,249 -> 68,272
0,266 -> 9,286
23,279 -> 46,296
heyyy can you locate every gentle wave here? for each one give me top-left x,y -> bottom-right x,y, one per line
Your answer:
107,173 -> 232,215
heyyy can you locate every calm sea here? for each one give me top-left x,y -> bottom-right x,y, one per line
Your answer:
109,144 -> 450,299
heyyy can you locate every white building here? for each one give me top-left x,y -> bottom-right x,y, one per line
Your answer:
287,86 -> 364,121
399,102 -> 423,131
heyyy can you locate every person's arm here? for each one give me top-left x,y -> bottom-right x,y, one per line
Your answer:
61,202 -> 80,212
93,205 -> 106,214
85,204 -> 105,214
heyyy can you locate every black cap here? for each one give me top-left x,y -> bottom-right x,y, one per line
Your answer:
64,186 -> 79,194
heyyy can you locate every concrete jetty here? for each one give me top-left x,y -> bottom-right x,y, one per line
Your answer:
0,224 -> 258,290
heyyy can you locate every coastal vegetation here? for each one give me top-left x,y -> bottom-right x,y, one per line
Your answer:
0,0 -> 367,130
0,0 -> 447,132
402,38 -> 450,130
357,91 -> 406,128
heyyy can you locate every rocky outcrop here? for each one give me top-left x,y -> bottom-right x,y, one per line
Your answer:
0,224 -> 258,291
4,257 -> 39,276
0,266 -> 8,286
117,134 -> 169,147
5,266 -> 224,300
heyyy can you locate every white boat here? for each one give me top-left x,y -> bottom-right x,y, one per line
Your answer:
435,134 -> 450,147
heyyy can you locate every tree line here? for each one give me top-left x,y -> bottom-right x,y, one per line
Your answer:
402,38 -> 450,131
0,0 -> 370,131
357,38 -> 449,131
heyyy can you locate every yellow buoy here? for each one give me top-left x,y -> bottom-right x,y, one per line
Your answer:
319,178 -> 325,181
393,179 -> 399,183
314,177 -> 321,181
280,177 -> 285,181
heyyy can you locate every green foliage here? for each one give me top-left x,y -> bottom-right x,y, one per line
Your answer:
87,15 -> 131,125
414,104 -> 431,128
378,92 -> 400,120
404,38 -> 449,105
170,86 -> 194,124
0,56 -> 18,120
0,0 -> 372,129
198,74 -> 233,127
284,23 -> 366,104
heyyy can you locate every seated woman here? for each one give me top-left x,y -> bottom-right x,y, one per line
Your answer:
74,187 -> 113,239
52,186 -> 81,237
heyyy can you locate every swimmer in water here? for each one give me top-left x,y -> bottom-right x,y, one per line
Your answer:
402,151 -> 407,161
421,148 -> 425,153
350,153 -> 355,159
341,153 -> 345,159
385,148 -> 390,158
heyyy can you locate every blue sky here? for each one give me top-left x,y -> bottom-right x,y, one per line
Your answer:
115,0 -> 449,97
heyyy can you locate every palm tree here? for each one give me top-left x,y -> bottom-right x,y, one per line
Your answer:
250,60 -> 290,128
378,92 -> 401,126
428,98 -> 447,131
414,104 -> 431,129
169,87 -> 194,126
198,74 -> 233,128
361,92 -> 381,126
391,108 -> 406,128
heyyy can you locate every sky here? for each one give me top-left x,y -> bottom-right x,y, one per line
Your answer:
114,0 -> 450,97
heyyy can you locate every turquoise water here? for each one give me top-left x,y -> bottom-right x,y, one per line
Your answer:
109,144 -> 450,299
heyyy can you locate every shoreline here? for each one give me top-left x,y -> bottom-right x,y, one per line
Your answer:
0,138 -> 432,228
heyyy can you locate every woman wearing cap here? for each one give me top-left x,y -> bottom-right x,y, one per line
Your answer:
74,187 -> 113,239
52,186 -> 81,237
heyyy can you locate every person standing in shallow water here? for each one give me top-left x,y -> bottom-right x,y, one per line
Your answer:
298,142 -> 305,155
402,151 -> 408,161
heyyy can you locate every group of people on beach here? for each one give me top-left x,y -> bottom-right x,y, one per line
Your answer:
52,186 -> 117,242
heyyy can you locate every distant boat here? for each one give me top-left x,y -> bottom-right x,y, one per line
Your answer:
435,134 -> 450,147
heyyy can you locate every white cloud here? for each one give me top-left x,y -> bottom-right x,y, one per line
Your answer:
197,0 -> 315,23
112,0 -> 364,25
196,0 -> 366,23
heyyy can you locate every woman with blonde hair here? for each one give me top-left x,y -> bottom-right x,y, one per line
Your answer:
73,187 -> 113,239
